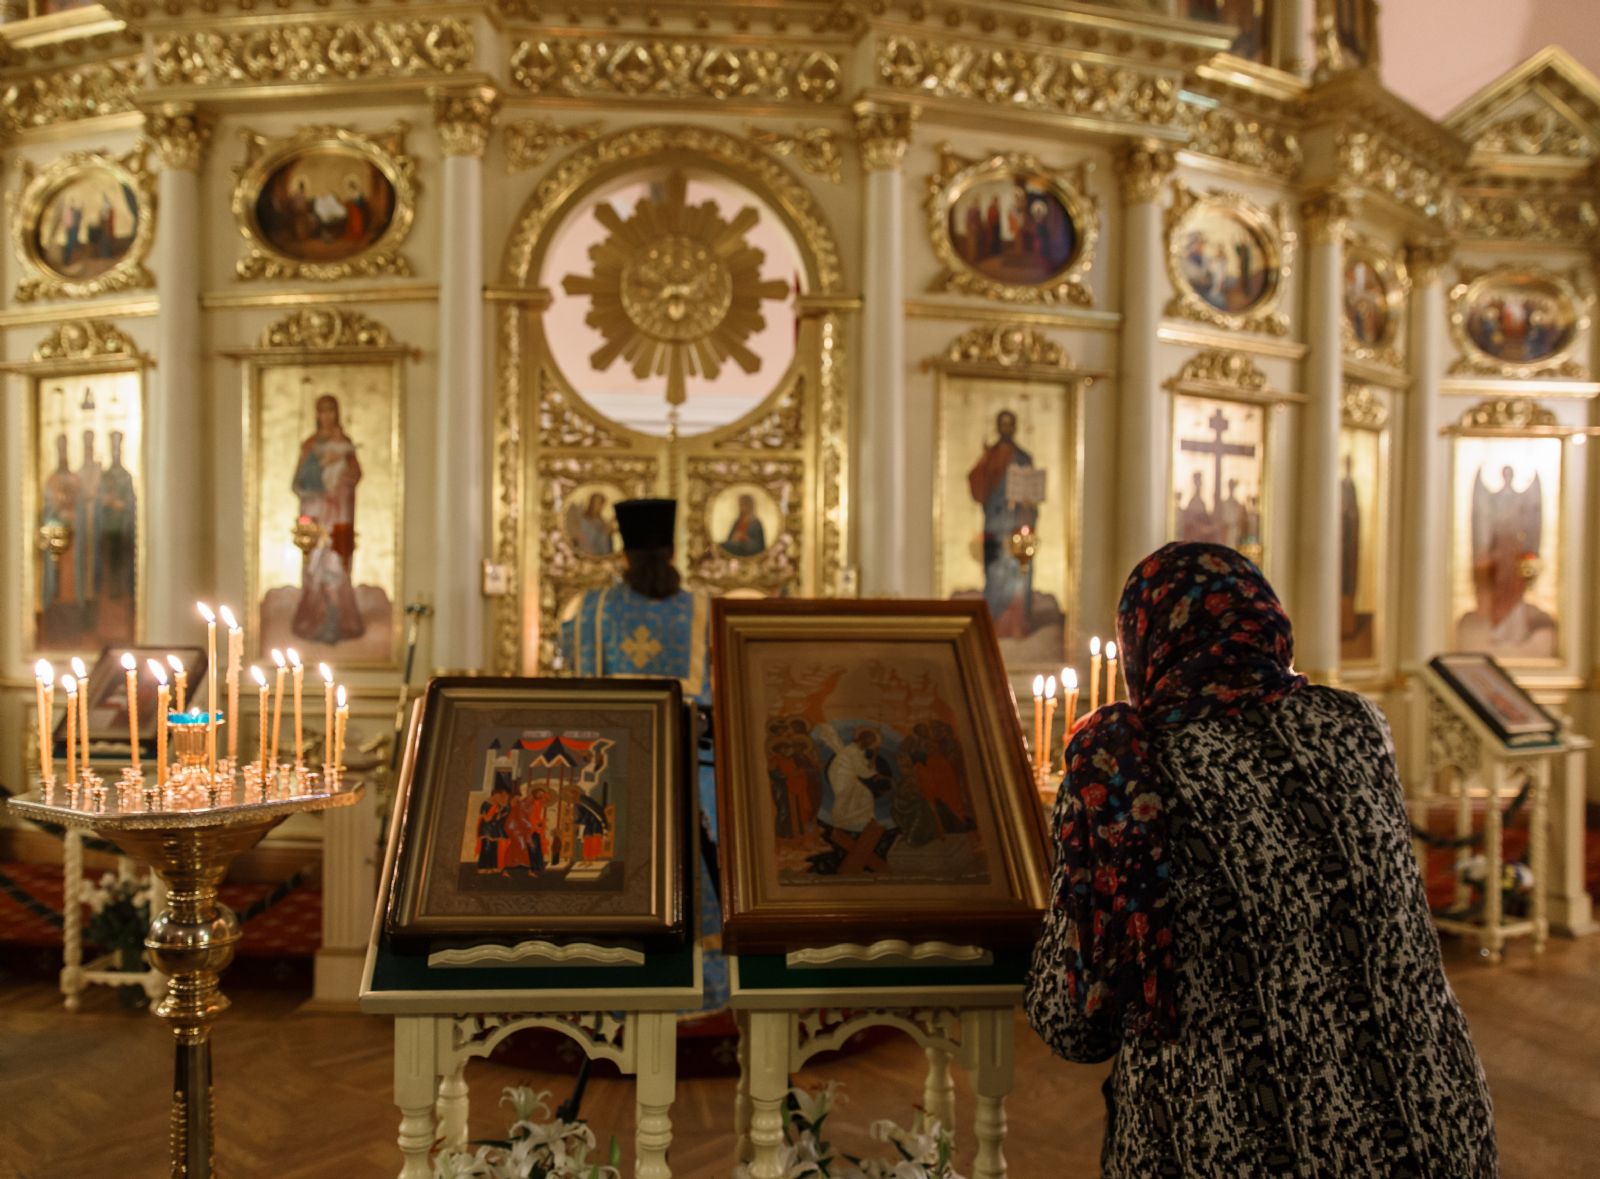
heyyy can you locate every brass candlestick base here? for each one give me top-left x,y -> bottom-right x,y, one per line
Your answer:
7,783 -> 362,1179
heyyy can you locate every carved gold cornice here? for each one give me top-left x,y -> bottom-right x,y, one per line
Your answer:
503,118 -> 603,173
1453,186 -> 1600,245
747,125 -> 844,184
1455,397 -> 1558,431
507,37 -> 843,104
431,85 -> 500,158
258,308 -> 397,350
143,102 -> 212,172
1176,102 -> 1302,180
31,319 -> 144,363
1300,189 -> 1356,245
150,17 -> 476,87
853,100 -> 916,173
1165,348 -> 1270,396
1402,238 -> 1454,286
0,55 -> 140,138
1340,383 -> 1389,430
1333,128 -> 1446,220
1448,48 -> 1600,175
935,324 -> 1078,376
1113,140 -> 1175,205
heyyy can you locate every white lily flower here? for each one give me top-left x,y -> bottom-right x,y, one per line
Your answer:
500,1085 -> 553,1124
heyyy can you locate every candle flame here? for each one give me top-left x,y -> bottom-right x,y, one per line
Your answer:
319,662 -> 333,685
250,665 -> 267,688
62,674 -> 76,694
196,601 -> 215,624
286,647 -> 301,669
1045,675 -> 1057,699
71,656 -> 87,678
118,653 -> 136,672
167,653 -> 184,674
1106,640 -> 1118,660
1063,667 -> 1078,690
1031,673 -> 1044,698
219,605 -> 238,630
146,659 -> 168,686
271,649 -> 286,669
1089,636 -> 1101,656
36,658 -> 55,683
336,684 -> 347,708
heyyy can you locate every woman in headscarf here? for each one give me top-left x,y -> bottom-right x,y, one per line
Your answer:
1026,542 -> 1496,1177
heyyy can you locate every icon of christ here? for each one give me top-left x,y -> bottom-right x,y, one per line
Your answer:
967,409 -> 1040,638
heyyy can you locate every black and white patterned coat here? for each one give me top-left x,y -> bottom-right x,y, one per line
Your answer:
1026,686 -> 1498,1177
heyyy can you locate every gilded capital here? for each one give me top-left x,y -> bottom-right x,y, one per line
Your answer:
1300,191 -> 1356,246
431,86 -> 501,159
852,100 -> 917,173
145,104 -> 213,172
1403,237 -> 1455,285
1112,140 -> 1175,205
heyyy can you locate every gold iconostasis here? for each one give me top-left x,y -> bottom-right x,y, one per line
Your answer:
1,0 -> 1599,797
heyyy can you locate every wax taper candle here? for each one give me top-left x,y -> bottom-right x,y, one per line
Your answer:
120,653 -> 140,770
1061,667 -> 1080,755
250,665 -> 268,781
62,675 -> 77,785
1031,674 -> 1045,778
71,656 -> 89,771
167,653 -> 187,714
34,659 -> 52,781
148,660 -> 169,789
198,603 -> 217,782
269,650 -> 286,771
1043,675 -> 1057,779
334,684 -> 348,771
1089,636 -> 1103,713
1105,640 -> 1118,706
288,648 -> 304,766
319,663 -> 334,766
220,605 -> 241,764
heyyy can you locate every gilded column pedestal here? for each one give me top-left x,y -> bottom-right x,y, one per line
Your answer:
853,101 -> 916,598
145,105 -> 212,640
1401,239 -> 1453,664
1297,192 -> 1352,683
1113,142 -> 1174,583
430,87 -> 498,672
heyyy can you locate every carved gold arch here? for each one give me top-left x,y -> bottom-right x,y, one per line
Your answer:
491,124 -> 852,674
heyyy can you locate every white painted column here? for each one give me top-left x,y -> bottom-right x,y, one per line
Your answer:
429,87 -> 498,671
145,105 -> 212,639
853,101 -> 916,598
1400,240 -> 1453,664
1112,141 -> 1175,585
1296,193 -> 1349,683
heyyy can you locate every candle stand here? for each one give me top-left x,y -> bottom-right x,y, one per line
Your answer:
7,773 -> 362,1179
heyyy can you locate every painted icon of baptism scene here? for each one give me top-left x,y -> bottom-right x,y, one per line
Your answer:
35,376 -> 141,652
758,654 -> 990,886
456,731 -> 623,893
946,172 -> 1078,287
1171,394 -> 1265,564
253,147 -> 396,264
256,368 -> 397,663
1463,275 -> 1577,366
32,165 -> 140,281
1179,207 -> 1276,316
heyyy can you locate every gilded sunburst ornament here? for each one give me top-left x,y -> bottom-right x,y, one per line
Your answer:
561,171 -> 792,407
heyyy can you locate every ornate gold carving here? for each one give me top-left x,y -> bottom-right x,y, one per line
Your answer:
1341,383 -> 1389,430
1177,104 -> 1301,179
1402,238 -> 1454,286
818,313 -> 849,596
151,19 -> 475,87
1342,233 -> 1409,371
1456,397 -> 1559,431
508,38 -> 842,104
538,377 -> 629,450
1164,181 -> 1294,337
492,305 -> 525,676
1454,190 -> 1600,246
1448,265 -> 1592,380
1313,0 -> 1380,81
258,308 -> 396,350
853,101 -> 917,173
431,86 -> 500,159
685,455 -> 805,595
1300,190 -> 1356,245
11,146 -> 156,304
144,104 -> 213,173
559,170 -> 791,408
1475,106 -> 1593,160
939,324 -> 1073,372
504,119 -> 603,173
714,376 -> 803,450
876,35 -> 1180,127
231,123 -> 418,282
0,57 -> 141,138
502,125 -> 843,297
31,319 -> 144,363
1163,349 -> 1271,396
1112,140 -> 1175,205
1335,130 -> 1444,218
747,126 -> 843,184
925,146 -> 1099,307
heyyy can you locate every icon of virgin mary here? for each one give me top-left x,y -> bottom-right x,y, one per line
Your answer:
291,393 -> 365,644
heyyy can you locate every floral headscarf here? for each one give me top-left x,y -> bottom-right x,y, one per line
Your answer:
1054,542 -> 1306,1039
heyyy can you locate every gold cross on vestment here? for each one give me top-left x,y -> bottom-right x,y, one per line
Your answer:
621,625 -> 663,669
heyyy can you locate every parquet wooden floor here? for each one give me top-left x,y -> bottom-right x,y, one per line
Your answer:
1,936 -> 1595,1178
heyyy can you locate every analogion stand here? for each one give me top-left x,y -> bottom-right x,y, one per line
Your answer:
729,943 -> 1025,1179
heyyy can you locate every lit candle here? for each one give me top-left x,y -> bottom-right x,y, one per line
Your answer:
1061,668 -> 1080,756
63,675 -> 77,785
251,665 -> 268,782
334,684 -> 348,773
167,653 -> 188,715
33,660 -> 53,782
147,659 -> 169,789
269,649 -> 286,771
1031,674 -> 1045,779
288,648 -> 304,767
121,653 -> 140,771
1089,637 -> 1103,714
71,656 -> 89,771
319,663 -> 334,767
1043,675 -> 1057,778
220,605 -> 242,765
1105,641 -> 1119,705
198,602 -> 217,783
